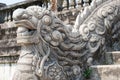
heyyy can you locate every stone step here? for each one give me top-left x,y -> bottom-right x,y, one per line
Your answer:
90,65 -> 120,80
105,51 -> 120,64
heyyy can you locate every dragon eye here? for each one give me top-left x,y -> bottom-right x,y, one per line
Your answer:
42,15 -> 52,25
22,14 -> 29,19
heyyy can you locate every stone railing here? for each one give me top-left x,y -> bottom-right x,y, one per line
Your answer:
43,0 -> 92,11
0,0 -> 92,23
62,0 -> 92,9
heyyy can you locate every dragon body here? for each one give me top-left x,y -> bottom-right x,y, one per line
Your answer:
12,0 -> 120,80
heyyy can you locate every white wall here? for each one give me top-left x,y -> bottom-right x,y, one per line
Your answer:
0,63 -> 16,80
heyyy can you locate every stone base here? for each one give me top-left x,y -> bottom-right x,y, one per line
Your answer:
90,65 -> 120,80
106,51 -> 120,64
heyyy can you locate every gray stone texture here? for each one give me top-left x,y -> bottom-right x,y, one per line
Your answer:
91,65 -> 120,80
12,0 -> 120,80
106,51 -> 120,64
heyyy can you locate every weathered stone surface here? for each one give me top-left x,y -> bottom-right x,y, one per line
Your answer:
0,22 -> 21,64
57,9 -> 80,25
106,51 -> 120,64
90,65 -> 120,80
0,55 -> 19,63
11,0 -> 120,80
0,63 -> 16,80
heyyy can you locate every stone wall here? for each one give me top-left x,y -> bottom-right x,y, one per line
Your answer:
0,22 -> 20,80
0,22 -> 20,63
0,63 -> 16,80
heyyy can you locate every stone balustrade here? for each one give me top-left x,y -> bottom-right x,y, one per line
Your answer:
0,0 -> 92,23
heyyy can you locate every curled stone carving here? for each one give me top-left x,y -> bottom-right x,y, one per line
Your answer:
42,15 -> 52,25
88,21 -> 96,31
12,0 -> 120,80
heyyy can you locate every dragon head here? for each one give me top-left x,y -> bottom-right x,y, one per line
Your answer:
13,6 -> 58,45
13,6 -> 89,68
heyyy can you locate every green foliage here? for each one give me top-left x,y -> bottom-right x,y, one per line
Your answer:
83,68 -> 92,79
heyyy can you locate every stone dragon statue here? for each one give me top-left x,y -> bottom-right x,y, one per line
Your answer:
12,0 -> 120,80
